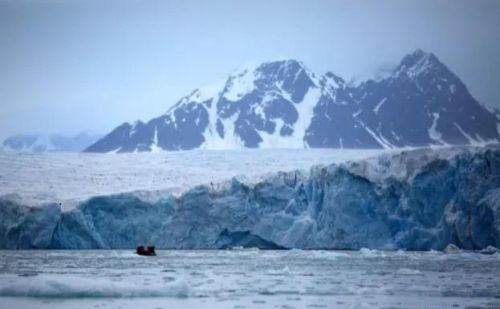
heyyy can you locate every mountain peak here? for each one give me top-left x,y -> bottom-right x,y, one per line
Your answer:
324,71 -> 345,89
167,58 -> 317,113
228,58 -> 304,77
220,58 -> 319,102
394,49 -> 444,79
176,79 -> 226,108
229,58 -> 312,82
401,49 -> 436,65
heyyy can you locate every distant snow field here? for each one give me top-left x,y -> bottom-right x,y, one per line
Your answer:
0,149 -> 391,209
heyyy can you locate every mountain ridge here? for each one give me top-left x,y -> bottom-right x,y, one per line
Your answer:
85,50 -> 500,153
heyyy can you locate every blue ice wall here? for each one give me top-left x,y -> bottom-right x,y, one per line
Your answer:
1,146 -> 499,250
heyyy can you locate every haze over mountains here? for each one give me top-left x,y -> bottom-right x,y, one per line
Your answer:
77,50 -> 499,152
2,133 -> 100,153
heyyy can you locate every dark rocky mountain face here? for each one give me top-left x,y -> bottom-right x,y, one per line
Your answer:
305,73 -> 383,148
350,50 -> 499,147
85,50 -> 500,153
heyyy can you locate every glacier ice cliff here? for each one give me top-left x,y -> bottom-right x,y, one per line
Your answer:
1,146 -> 500,250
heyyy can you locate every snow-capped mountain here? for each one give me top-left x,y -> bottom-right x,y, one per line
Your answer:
348,50 -> 500,147
85,50 -> 500,153
2,133 -> 101,153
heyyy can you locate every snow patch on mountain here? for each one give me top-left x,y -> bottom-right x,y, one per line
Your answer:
358,120 -> 394,149
202,112 -> 244,150
282,86 -> 321,148
150,127 -> 161,153
223,63 -> 260,101
428,113 -> 446,145
186,79 -> 226,104
454,123 -> 477,144
373,98 -> 387,114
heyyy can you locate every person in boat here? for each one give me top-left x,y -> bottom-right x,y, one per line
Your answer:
136,245 -> 156,256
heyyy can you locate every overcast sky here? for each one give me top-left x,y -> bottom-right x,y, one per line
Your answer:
1,0 -> 499,140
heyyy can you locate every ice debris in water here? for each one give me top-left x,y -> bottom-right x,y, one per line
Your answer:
479,245 -> 498,255
444,244 -> 461,254
396,268 -> 423,275
0,274 -> 192,298
359,248 -> 384,257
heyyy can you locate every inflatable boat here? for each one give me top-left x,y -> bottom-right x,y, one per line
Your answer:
136,245 -> 156,256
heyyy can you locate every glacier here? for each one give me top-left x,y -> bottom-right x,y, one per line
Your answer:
1,145 -> 499,250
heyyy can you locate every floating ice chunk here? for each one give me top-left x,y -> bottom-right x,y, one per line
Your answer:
444,244 -> 461,254
359,248 -> 384,257
396,268 -> 422,275
347,302 -> 379,309
479,245 -> 498,255
286,248 -> 305,255
267,266 -> 290,275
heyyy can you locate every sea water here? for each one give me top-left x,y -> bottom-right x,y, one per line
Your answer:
0,249 -> 499,309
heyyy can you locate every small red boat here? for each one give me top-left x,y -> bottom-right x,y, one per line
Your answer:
136,245 -> 156,256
